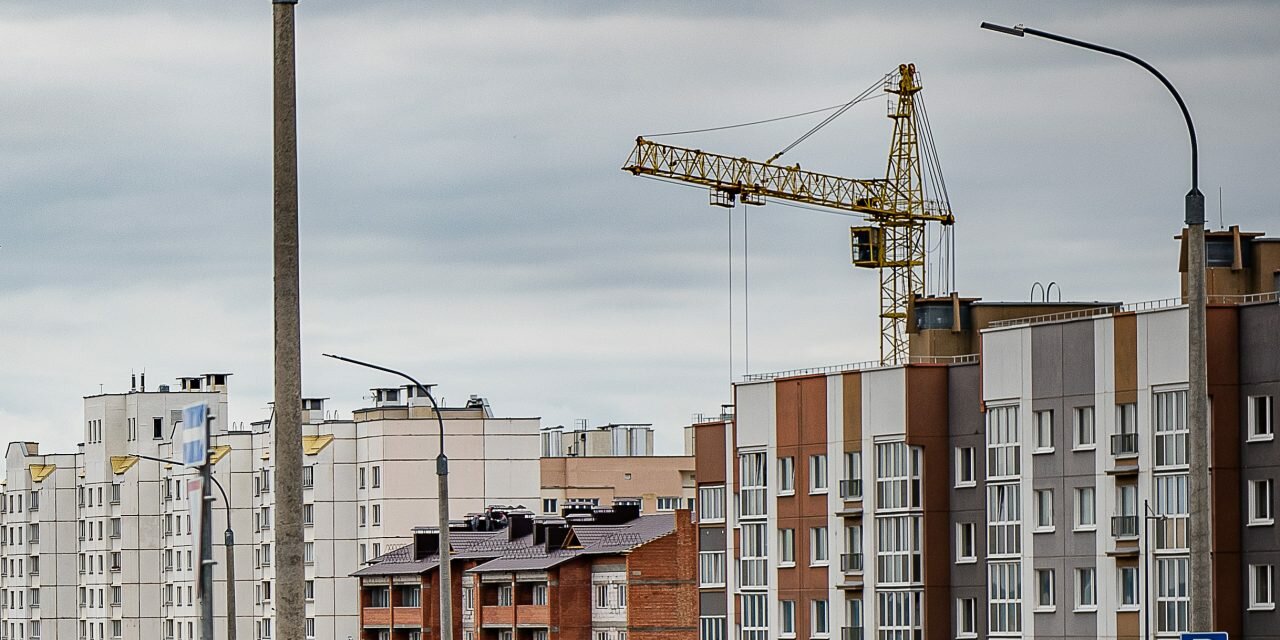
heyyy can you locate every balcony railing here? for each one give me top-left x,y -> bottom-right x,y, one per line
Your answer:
842,627 -> 864,640
840,553 -> 864,573
1111,515 -> 1139,538
1111,433 -> 1138,456
839,479 -> 863,500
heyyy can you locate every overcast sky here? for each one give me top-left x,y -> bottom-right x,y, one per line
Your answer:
2,1 -> 1277,455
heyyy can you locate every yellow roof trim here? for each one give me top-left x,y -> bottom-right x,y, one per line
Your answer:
210,445 -> 232,465
110,456 -> 140,475
302,434 -> 335,456
29,464 -> 56,483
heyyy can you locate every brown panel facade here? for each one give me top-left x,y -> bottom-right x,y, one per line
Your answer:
694,421 -> 727,485
775,376 -> 831,639
904,365 -> 951,640
1114,313 -> 1138,404
843,372 -> 863,451
1207,305 -> 1242,637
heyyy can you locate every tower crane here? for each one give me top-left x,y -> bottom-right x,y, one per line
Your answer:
622,63 -> 954,365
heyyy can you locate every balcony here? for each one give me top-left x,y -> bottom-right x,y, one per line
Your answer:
840,553 -> 864,573
481,604 -> 515,626
516,604 -> 550,626
1111,433 -> 1138,456
842,627 -> 864,640
1111,515 -> 1139,538
839,479 -> 863,501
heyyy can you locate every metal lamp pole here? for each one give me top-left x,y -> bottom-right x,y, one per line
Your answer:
127,453 -> 237,640
980,22 -> 1210,630
322,353 -> 453,640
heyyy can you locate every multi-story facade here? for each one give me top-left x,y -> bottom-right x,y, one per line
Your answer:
0,377 -> 541,640
695,228 -> 1280,640
353,502 -> 698,640
539,423 -> 696,515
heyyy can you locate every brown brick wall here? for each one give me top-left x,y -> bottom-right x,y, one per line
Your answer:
626,510 -> 698,640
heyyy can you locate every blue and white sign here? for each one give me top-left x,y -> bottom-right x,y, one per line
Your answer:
182,402 -> 208,467
1182,632 -> 1228,640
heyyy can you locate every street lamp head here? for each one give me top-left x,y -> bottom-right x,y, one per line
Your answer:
981,22 -> 1026,37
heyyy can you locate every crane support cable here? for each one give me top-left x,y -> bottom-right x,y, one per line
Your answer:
766,72 -> 891,164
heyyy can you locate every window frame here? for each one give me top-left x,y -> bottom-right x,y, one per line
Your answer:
1251,564 -> 1276,611
954,447 -> 976,488
1249,478 -> 1274,526
1074,486 -> 1097,531
1035,568 -> 1056,612
1249,395 -> 1275,442
1074,567 -> 1097,612
1072,405 -> 1096,450
809,454 -> 829,494
778,457 -> 795,496
1033,410 -> 1054,454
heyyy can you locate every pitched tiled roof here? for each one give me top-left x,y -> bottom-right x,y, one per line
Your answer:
354,514 -> 678,578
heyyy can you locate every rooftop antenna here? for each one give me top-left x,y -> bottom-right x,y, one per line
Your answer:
1218,186 -> 1224,230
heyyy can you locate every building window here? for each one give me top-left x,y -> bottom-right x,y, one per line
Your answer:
954,447 -> 976,487
986,405 -> 1020,479
1075,486 -> 1096,530
302,504 -> 313,526
810,527 -> 828,565
1250,396 -> 1275,441
304,542 -> 314,565
811,599 -> 829,636
697,486 -> 724,522
876,441 -> 922,510
1033,410 -> 1054,453
956,523 -> 976,563
1120,566 -> 1140,608
778,528 -> 795,566
842,451 -> 863,499
1035,489 -> 1054,531
656,496 -> 680,511
532,583 -> 547,606
358,506 -> 366,526
372,504 -> 381,526
987,483 -> 1021,556
739,452 -> 767,518
779,600 -> 796,637
778,457 -> 795,495
462,586 -> 473,612
698,551 -> 725,587
368,587 -> 389,608
741,593 -> 768,640
843,525 -> 862,572
809,454 -> 828,493
740,522 -> 768,588
1156,557 -> 1189,633
304,618 -> 315,640
1154,390 -> 1188,467
358,467 -> 366,489
1250,479 -> 1274,525
542,498 -> 558,514
1075,568 -> 1097,611
1036,568 -> 1056,610
1155,474 -> 1189,550
305,580 -> 314,600
371,465 -> 381,488
301,465 -> 314,488
876,516 -> 922,585
1251,564 -> 1276,610
957,598 -> 977,638
1073,405 -> 1096,449
698,616 -> 726,640
497,584 -> 513,607
877,591 -> 922,640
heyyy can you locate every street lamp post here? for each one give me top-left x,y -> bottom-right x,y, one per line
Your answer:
980,22 -> 1210,631
123,453 -> 237,640
322,353 -> 453,640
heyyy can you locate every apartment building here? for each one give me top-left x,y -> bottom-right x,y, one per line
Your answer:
352,501 -> 698,640
694,228 -> 1280,640
539,423 -> 696,516
0,377 -> 541,640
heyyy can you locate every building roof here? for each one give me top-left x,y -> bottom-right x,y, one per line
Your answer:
354,513 -> 677,578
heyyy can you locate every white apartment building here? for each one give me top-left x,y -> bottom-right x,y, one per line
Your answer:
0,374 -> 541,640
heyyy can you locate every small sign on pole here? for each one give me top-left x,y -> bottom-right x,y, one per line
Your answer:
182,403 -> 208,468
1181,633 -> 1228,640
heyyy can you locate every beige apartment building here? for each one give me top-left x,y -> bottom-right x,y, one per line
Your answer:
539,422 -> 696,515
0,375 -> 541,640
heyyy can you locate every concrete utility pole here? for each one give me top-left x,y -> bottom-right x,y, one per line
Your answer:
980,22 -> 1212,632
273,1 -> 305,639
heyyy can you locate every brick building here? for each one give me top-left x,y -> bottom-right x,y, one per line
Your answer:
353,502 -> 697,640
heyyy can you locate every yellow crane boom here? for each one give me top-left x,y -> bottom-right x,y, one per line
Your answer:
622,63 -> 953,365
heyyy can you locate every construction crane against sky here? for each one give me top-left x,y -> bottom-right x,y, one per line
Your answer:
623,63 -> 955,365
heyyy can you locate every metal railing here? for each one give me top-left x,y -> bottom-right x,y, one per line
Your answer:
743,354 -> 979,382
1112,515 -> 1139,538
840,553 -> 864,573
839,479 -> 863,500
1111,433 -> 1139,456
